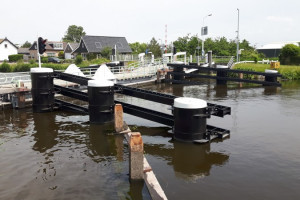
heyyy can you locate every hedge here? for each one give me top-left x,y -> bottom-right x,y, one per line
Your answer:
8,54 -> 23,62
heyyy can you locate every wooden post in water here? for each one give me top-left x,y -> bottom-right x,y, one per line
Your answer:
239,73 -> 243,87
114,104 -> 124,133
129,132 -> 144,180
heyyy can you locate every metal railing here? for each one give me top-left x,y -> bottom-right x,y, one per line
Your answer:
0,72 -> 31,85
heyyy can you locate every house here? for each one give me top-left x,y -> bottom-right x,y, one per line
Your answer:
257,41 -> 300,58
0,37 -> 18,61
72,35 -> 132,59
64,42 -> 78,59
18,48 -> 30,61
29,41 -> 67,60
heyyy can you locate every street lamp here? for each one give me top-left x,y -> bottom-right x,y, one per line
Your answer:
236,8 -> 240,62
201,14 -> 212,60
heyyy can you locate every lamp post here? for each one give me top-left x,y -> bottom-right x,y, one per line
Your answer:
236,8 -> 240,62
201,14 -> 212,60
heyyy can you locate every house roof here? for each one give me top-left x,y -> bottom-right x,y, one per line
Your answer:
81,35 -> 132,53
18,48 -> 30,54
0,38 -> 18,49
68,42 -> 79,50
29,41 -> 67,51
257,41 -> 300,50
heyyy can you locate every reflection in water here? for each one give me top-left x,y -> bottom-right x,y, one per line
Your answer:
172,142 -> 229,180
264,86 -> 280,95
86,123 -> 119,163
144,140 -> 229,181
214,84 -> 228,98
32,112 -> 58,153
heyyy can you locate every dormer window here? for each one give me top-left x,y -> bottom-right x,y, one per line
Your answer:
95,42 -> 102,48
116,42 -> 123,48
53,43 -> 63,49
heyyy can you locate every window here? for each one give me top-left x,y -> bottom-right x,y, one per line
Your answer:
53,43 -> 63,49
81,53 -> 87,60
4,44 -> 7,48
82,43 -> 84,48
47,52 -> 56,57
95,42 -> 102,48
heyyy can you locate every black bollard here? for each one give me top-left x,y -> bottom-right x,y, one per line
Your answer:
173,66 -> 184,82
88,80 -> 115,124
264,69 -> 278,85
173,97 -> 208,142
216,65 -> 228,85
30,68 -> 55,112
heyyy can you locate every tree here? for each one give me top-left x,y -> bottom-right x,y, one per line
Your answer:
62,25 -> 86,43
280,44 -> 300,57
101,46 -> 112,59
129,42 -> 147,54
21,41 -> 32,48
279,44 -> 300,65
147,38 -> 162,57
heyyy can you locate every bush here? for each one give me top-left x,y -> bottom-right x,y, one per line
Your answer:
101,46 -> 112,59
42,63 -> 69,70
8,54 -> 23,62
64,59 -> 74,63
75,55 -> 83,65
58,51 -> 64,59
0,62 -> 12,72
13,63 -> 32,72
29,59 -> 36,64
41,56 -> 48,63
279,44 -> 300,65
87,53 -> 97,61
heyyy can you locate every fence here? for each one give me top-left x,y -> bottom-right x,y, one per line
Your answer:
0,72 -> 31,85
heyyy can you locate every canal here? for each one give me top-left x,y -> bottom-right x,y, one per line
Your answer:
1,80 -> 300,199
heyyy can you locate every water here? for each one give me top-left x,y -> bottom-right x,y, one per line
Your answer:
1,81 -> 300,199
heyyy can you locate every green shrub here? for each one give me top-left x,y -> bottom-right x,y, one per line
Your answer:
29,59 -> 36,64
13,63 -> 32,72
101,46 -> 112,59
41,56 -> 48,63
42,63 -> 69,71
279,44 -> 300,65
75,55 -> 83,65
89,58 -> 110,65
87,53 -> 97,61
8,54 -> 23,62
0,62 -> 12,72
64,59 -> 74,63
58,51 -> 64,59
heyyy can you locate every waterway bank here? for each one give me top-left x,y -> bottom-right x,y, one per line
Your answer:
234,63 -> 300,80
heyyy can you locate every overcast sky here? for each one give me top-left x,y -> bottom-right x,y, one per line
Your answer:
1,0 -> 299,48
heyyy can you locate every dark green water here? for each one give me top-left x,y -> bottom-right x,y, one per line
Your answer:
1,81 -> 300,199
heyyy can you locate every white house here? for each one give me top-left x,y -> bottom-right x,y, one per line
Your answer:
0,37 -> 18,61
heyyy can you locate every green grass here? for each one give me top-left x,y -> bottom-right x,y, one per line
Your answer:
233,63 -> 300,80
0,58 -> 110,72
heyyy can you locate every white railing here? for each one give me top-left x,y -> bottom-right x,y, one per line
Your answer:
78,59 -> 164,81
0,72 -> 31,85
110,54 -> 139,61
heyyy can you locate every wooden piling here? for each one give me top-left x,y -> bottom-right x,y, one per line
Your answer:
114,104 -> 124,132
114,104 -> 168,199
129,132 -> 144,180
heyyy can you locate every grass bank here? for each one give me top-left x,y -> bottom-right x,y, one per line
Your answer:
234,63 -> 300,80
0,58 -> 110,73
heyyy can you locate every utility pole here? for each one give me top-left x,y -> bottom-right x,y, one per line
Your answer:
236,8 -> 240,62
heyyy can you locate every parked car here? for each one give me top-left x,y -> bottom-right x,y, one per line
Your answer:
48,57 -> 61,63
